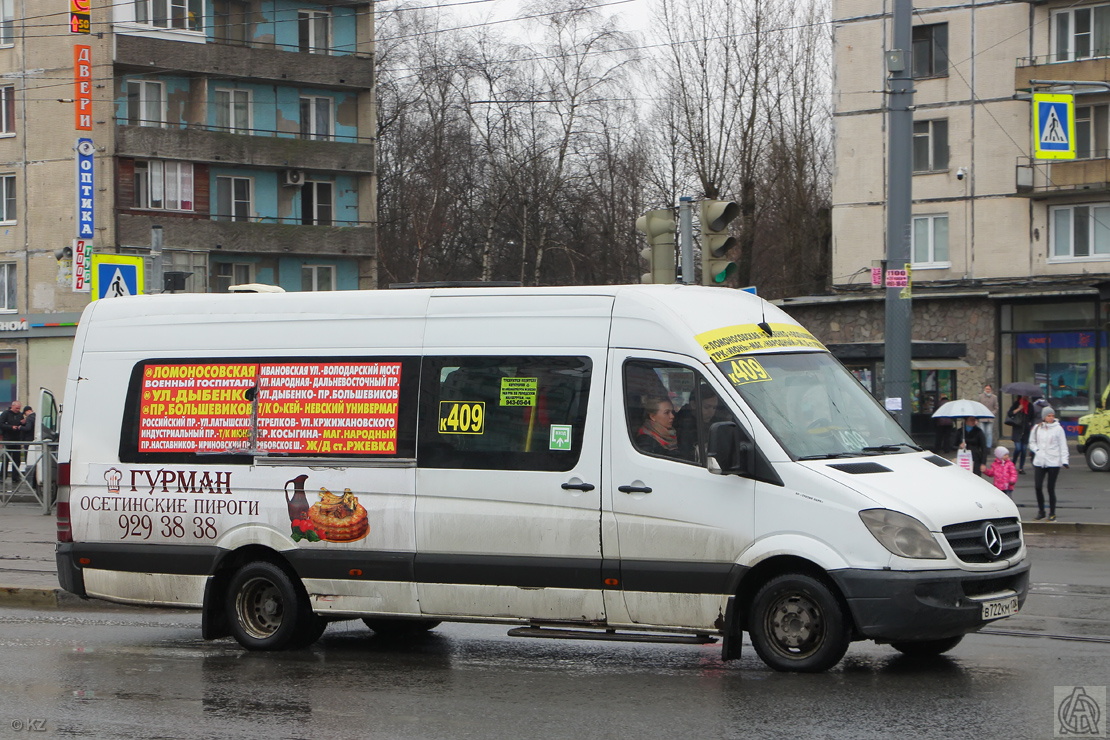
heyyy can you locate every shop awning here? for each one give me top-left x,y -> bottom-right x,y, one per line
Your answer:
911,359 -> 972,370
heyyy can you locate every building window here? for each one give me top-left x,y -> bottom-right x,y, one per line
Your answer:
164,250 -> 208,293
134,0 -> 203,31
0,174 -> 15,223
301,264 -> 335,291
126,81 -> 164,127
1076,104 -> 1109,159
912,23 -> 948,78
0,0 -> 12,46
214,89 -> 251,134
0,86 -> 13,135
912,214 -> 949,266
134,161 -> 194,211
213,262 -> 253,292
214,176 -> 252,221
1054,5 -> 1110,62
1051,204 -> 1110,259
912,119 -> 948,172
0,263 -> 14,311
301,181 -> 333,226
299,96 -> 333,141
298,11 -> 330,53
213,0 -> 249,45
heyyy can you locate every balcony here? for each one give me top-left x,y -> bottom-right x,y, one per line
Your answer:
116,125 -> 373,173
117,213 -> 375,257
1016,55 -> 1110,91
114,35 -> 373,90
1016,157 -> 1110,198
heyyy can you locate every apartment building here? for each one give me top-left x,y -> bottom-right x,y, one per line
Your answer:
784,0 -> 1110,438
0,0 -> 377,404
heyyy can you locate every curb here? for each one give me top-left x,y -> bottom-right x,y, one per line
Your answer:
1020,521 -> 1110,536
0,585 -> 70,609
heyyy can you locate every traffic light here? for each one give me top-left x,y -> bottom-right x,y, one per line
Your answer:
700,199 -> 739,286
636,208 -> 677,284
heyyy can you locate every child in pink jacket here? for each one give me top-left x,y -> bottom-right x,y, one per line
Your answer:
982,446 -> 1018,496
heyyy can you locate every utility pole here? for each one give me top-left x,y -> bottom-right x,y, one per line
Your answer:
884,0 -> 914,431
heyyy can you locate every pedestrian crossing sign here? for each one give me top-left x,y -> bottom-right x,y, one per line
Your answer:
1033,93 -> 1076,160
90,255 -> 145,301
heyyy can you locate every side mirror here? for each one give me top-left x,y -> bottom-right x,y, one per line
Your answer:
707,421 -> 754,476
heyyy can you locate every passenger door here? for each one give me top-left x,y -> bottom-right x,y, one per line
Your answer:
605,353 -> 756,630
416,296 -> 611,622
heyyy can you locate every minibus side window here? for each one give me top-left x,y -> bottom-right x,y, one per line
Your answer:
623,360 -> 736,465
119,356 -> 419,463
417,355 -> 591,471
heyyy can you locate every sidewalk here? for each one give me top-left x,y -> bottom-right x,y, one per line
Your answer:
2,456 -> 1107,608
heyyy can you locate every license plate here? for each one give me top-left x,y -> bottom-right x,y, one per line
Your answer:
981,595 -> 1019,621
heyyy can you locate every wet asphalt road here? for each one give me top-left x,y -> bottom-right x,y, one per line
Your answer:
1,538 -> 1108,740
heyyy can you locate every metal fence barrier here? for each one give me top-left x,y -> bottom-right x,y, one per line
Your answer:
0,440 -> 58,514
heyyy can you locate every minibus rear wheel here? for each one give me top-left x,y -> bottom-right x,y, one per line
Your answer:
226,561 -> 320,651
748,573 -> 851,673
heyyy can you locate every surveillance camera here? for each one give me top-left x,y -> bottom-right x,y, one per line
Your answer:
956,167 -> 968,181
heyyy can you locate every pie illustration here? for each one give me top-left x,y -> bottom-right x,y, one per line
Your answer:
308,487 -> 369,542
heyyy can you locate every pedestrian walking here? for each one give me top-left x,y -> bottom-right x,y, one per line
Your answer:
979,383 -> 999,448
982,445 -> 1018,497
1029,406 -> 1068,521
0,400 -> 23,480
1006,395 -> 1035,473
958,415 -> 987,476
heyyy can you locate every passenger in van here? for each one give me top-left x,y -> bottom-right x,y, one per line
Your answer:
636,396 -> 683,458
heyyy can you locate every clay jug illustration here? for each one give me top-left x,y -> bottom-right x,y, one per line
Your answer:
285,474 -> 310,521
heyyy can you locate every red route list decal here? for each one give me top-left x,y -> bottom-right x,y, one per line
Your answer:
138,362 -> 402,455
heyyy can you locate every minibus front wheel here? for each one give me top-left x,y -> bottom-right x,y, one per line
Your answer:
749,573 -> 851,673
226,561 -> 324,651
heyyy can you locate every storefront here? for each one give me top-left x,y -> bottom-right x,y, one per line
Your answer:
827,341 -> 969,446
0,313 -> 83,406
999,299 -> 1107,437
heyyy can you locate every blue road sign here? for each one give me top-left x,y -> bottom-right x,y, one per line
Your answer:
90,255 -> 144,300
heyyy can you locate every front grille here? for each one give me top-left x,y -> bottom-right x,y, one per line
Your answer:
942,517 -> 1022,563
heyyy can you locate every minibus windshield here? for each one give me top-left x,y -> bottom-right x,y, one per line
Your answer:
716,351 -> 916,459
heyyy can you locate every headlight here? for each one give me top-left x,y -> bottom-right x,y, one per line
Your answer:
859,509 -> 946,560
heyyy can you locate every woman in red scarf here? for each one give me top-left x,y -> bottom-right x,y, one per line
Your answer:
636,396 -> 680,457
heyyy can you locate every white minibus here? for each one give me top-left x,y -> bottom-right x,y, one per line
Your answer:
55,285 -> 1028,672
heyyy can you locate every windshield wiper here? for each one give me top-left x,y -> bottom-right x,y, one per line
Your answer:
860,442 -> 923,454
797,452 -> 859,460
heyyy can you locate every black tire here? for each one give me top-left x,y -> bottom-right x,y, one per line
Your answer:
226,561 -> 318,651
749,573 -> 851,673
1085,441 -> 1110,472
890,635 -> 963,657
362,618 -> 441,637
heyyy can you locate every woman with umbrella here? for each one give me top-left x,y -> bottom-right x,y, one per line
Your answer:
932,399 -> 993,475
958,416 -> 987,476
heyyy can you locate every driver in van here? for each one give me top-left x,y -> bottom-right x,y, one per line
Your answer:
636,396 -> 682,458
675,385 -> 726,461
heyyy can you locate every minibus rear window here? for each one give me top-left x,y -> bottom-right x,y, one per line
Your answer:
119,356 -> 419,463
